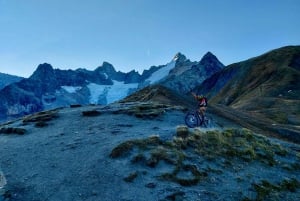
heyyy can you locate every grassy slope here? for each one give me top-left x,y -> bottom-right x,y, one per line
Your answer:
195,46 -> 300,141
120,84 -> 194,108
213,46 -> 300,121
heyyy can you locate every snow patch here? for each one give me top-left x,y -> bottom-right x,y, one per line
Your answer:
103,73 -> 108,79
146,61 -> 175,84
173,55 -> 179,61
61,86 -> 82,93
87,81 -> 138,104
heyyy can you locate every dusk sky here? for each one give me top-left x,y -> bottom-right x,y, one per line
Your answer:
0,0 -> 299,77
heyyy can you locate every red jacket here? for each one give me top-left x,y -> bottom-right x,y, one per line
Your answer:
194,95 -> 207,107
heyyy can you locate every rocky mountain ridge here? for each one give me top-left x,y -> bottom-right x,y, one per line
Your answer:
160,51 -> 224,93
0,51 -> 223,122
0,73 -> 23,90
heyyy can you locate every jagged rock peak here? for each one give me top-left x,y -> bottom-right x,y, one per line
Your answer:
128,69 -> 138,74
30,63 -> 55,80
200,52 -> 224,68
35,63 -> 54,73
172,52 -> 187,62
95,62 -> 116,74
200,51 -> 218,62
201,51 -> 217,60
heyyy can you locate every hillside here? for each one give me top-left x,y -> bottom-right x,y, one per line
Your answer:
0,102 -> 299,201
212,46 -> 299,106
120,85 -> 194,108
195,46 -> 300,141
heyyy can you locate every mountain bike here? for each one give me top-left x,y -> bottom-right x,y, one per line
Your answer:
184,110 -> 210,128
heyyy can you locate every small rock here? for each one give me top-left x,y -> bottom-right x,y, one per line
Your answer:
123,172 -> 138,182
145,182 -> 156,188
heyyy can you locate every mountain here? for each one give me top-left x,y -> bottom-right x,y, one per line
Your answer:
0,52 -> 223,122
1,46 -> 300,200
197,46 -> 300,102
0,72 -> 23,90
141,52 -> 224,93
193,46 -> 300,140
0,62 -> 139,121
122,46 -> 300,142
94,62 -> 142,83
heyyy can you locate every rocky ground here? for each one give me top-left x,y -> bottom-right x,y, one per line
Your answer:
0,102 -> 299,201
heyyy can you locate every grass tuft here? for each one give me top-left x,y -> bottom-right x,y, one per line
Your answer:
23,109 -> 59,123
176,125 -> 189,139
110,141 -> 134,158
250,178 -> 300,201
114,102 -> 171,119
0,127 -> 26,135
110,128 -> 295,189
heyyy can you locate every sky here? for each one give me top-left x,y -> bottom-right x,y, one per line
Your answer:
0,0 -> 299,78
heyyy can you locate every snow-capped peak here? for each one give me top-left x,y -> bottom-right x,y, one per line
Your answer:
173,55 -> 179,61
172,52 -> 187,62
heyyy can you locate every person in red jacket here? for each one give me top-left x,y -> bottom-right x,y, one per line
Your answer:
192,92 -> 208,117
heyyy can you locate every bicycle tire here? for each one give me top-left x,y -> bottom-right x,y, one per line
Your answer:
185,111 -> 200,128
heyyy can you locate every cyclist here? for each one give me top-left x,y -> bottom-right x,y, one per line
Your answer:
191,92 -> 208,117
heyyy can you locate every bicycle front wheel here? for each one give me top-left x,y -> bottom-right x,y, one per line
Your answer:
185,111 -> 200,128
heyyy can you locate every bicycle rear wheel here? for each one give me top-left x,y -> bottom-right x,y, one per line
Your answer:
185,111 -> 200,128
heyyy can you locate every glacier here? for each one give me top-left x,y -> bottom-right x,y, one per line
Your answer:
87,81 -> 138,104
145,60 -> 176,84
